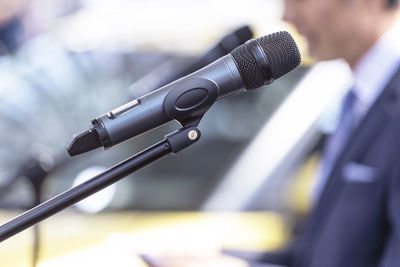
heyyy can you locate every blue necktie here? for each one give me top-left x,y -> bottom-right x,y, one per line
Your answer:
314,89 -> 358,199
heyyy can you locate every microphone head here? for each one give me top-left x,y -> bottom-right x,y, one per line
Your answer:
231,31 -> 301,90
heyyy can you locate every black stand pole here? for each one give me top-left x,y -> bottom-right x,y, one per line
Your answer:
0,127 -> 201,242
25,154 -> 52,267
32,185 -> 42,267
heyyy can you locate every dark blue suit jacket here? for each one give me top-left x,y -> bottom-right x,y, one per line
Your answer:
242,66 -> 400,267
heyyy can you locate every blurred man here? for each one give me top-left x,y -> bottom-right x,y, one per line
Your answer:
144,0 -> 400,266
244,0 -> 400,266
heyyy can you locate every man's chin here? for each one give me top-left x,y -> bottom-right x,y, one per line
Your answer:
309,49 -> 340,63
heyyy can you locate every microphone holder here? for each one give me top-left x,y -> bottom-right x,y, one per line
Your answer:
0,126 -> 201,242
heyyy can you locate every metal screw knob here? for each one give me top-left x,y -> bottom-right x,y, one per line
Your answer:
188,130 -> 198,140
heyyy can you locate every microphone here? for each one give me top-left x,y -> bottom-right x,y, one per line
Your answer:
67,31 -> 301,156
161,25 -> 254,85
129,25 -> 254,98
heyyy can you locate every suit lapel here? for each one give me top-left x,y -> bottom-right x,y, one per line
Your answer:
297,65 -> 400,266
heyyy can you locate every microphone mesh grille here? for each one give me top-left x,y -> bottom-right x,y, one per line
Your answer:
231,42 -> 265,90
231,31 -> 301,89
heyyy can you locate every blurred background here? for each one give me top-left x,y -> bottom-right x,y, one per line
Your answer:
0,0 -> 353,266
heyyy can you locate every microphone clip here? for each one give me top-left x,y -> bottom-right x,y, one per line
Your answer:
164,77 -> 218,128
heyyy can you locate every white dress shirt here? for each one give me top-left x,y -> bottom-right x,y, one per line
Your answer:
313,19 -> 400,200
352,18 -> 400,123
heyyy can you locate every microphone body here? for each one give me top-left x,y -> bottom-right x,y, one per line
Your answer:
67,31 -> 301,156
98,55 -> 244,148
162,25 -> 253,87
168,25 -> 253,81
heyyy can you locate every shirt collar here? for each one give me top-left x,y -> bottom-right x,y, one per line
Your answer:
352,19 -> 400,114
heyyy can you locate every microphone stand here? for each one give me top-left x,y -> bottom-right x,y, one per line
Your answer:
25,157 -> 47,267
0,151 -> 59,267
0,126 -> 201,242
0,68 -> 219,243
